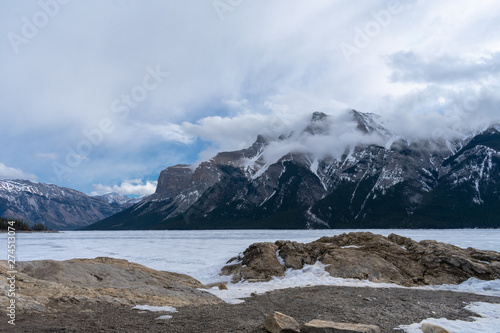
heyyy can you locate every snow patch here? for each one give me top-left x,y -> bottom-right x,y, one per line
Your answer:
156,315 -> 173,320
132,305 -> 178,313
398,302 -> 500,333
276,250 -> 285,266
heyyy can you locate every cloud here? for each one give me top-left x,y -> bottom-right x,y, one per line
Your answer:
136,122 -> 195,144
179,93 -> 351,157
1,0 -> 500,193
261,111 -> 387,165
388,51 -> 500,84
90,179 -> 157,196
0,163 -> 37,181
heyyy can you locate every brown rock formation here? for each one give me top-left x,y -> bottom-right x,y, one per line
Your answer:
0,257 -> 221,313
221,242 -> 286,282
221,232 -> 500,286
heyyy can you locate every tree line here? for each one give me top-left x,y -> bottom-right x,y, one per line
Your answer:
0,217 -> 50,231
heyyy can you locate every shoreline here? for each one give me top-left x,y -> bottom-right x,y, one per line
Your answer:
11,284 -> 500,332
0,230 -> 58,233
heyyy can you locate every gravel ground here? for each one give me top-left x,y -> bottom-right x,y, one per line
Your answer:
8,285 -> 500,333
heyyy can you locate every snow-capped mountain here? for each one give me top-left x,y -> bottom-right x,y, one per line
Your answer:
92,192 -> 142,208
86,110 -> 500,230
0,180 -> 137,230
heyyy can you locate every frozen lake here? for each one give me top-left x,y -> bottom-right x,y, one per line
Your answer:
2,229 -> 499,284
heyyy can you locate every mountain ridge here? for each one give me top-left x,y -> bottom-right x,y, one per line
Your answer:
0,179 -> 137,230
80,110 -> 500,230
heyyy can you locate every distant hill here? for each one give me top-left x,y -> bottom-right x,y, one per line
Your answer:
0,180 -> 138,230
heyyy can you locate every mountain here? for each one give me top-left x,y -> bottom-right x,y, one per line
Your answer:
85,110 -> 500,230
0,180 -> 137,230
92,192 -> 142,208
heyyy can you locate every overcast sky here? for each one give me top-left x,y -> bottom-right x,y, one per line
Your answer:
1,0 -> 499,196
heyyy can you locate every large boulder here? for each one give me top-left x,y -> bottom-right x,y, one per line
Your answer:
264,311 -> 300,333
0,257 -> 221,313
221,232 -> 500,286
221,242 -> 285,282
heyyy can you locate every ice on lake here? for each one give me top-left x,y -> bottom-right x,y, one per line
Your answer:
2,229 -> 500,284
2,229 -> 499,332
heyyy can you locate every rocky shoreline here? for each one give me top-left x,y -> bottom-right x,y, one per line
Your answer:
2,232 -> 500,332
9,285 -> 500,332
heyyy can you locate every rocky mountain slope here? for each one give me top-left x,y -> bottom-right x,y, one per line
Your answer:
86,110 -> 500,230
0,180 -> 137,230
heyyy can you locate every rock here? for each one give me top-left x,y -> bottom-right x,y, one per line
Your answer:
221,232 -> 500,286
0,257 -> 221,313
301,319 -> 381,333
320,249 -> 407,284
264,311 -> 300,333
205,282 -> 229,290
221,242 -> 285,282
217,282 -> 228,290
420,323 -> 451,333
276,240 -> 329,269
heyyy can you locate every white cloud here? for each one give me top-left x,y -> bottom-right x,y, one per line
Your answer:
1,0 -> 500,193
388,51 -> 500,84
137,122 -> 195,144
181,93 -> 352,157
0,163 -> 37,181
90,179 -> 157,196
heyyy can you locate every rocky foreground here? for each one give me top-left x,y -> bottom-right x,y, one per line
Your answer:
1,232 -> 500,332
4,284 -> 500,332
221,232 -> 500,286
0,257 -> 221,313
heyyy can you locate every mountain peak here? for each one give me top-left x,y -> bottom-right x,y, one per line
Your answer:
305,112 -> 330,135
311,111 -> 327,122
350,109 -> 392,138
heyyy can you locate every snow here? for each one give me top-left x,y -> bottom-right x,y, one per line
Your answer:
0,179 -> 78,199
398,302 -> 500,333
209,262 -> 500,303
132,305 -> 177,312
208,261 -> 404,304
259,190 -> 276,206
133,305 -> 177,320
276,250 -> 285,266
430,277 -> 500,297
251,161 -> 271,180
156,315 -> 173,320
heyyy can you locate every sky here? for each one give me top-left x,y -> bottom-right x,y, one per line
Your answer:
1,0 -> 499,196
